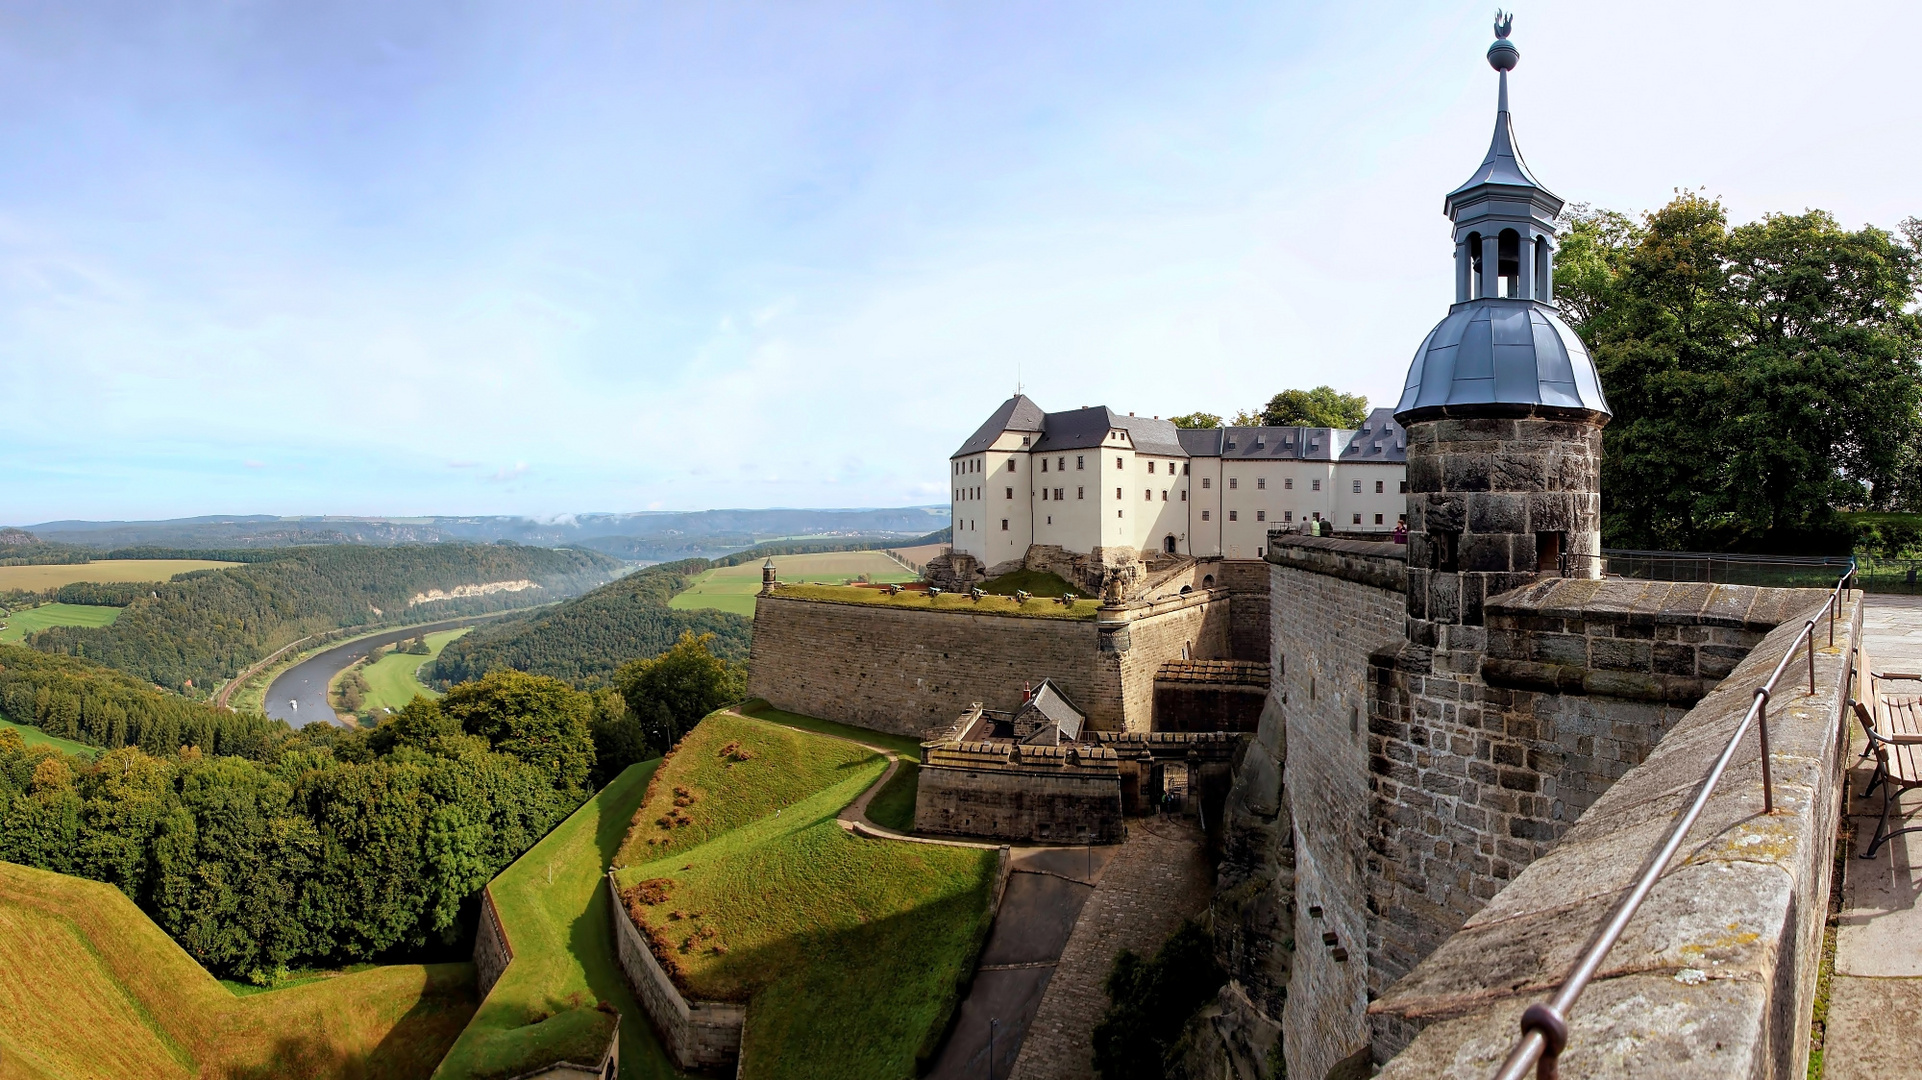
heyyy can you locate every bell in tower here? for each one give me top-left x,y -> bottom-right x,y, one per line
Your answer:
1394,12 -> 1611,664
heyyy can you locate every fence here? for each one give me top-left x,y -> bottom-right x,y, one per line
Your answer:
1557,548 -> 1854,589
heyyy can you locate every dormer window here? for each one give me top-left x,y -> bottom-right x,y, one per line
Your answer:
1022,436 -> 1031,446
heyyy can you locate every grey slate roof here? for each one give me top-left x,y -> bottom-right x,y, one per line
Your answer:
1395,300 -> 1609,421
953,394 -> 1046,458
1018,679 -> 1085,745
1029,406 -> 1184,457
1444,74 -> 1561,218
1340,407 -> 1409,464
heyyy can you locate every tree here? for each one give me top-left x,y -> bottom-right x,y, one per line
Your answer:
1259,386 -> 1369,429
1090,920 -> 1225,1080
1575,192 -> 1922,550
1167,412 -> 1222,429
441,669 -> 597,798
616,632 -> 744,753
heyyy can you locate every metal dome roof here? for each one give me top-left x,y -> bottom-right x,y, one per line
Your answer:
1393,299 -> 1610,423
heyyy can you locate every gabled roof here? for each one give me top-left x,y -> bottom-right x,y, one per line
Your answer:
953,395 -> 1046,458
1338,407 -> 1409,464
1029,407 -> 1187,457
1018,678 -> 1085,744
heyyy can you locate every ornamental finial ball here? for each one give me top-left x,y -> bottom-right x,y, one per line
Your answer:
1488,10 -> 1519,71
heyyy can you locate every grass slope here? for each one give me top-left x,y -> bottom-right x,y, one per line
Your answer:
0,716 -> 95,758
742,704 -> 923,833
0,861 -> 476,1080
670,552 -> 918,617
357,628 -> 469,714
0,602 -> 123,644
433,760 -> 684,1080
615,713 -> 996,1080
0,559 -> 235,592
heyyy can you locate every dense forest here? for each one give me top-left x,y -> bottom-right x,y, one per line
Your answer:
26,544 -> 621,693
431,558 -> 750,688
0,646 -> 286,758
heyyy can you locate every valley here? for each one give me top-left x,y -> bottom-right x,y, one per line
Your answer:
668,551 -> 919,617
266,617 -> 496,727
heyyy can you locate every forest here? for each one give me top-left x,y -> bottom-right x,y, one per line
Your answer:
431,557 -> 751,688
24,543 -> 621,694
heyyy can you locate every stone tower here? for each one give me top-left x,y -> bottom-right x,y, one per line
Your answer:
1394,15 -> 1610,669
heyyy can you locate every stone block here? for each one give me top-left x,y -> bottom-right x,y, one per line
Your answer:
1441,453 -> 1493,493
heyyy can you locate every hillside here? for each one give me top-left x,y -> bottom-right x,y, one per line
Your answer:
431,559 -> 751,689
0,860 -> 476,1080
25,543 -> 620,693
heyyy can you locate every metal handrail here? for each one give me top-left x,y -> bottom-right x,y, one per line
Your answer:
1491,560 -> 1856,1080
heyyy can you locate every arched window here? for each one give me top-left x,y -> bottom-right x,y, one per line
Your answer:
1498,229 -> 1522,298
1534,236 -> 1552,301
1465,231 -> 1484,298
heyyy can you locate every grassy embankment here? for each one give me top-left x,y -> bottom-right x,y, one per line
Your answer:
613,712 -> 997,1080
433,760 -> 682,1080
0,860 -> 476,1080
346,628 -> 471,715
0,715 -> 95,758
979,567 -> 1087,597
669,552 -> 918,617
741,702 -> 925,832
774,583 -> 1102,619
0,602 -> 122,643
0,559 -> 238,592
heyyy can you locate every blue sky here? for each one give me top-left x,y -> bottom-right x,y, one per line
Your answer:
3,1 -> 1917,522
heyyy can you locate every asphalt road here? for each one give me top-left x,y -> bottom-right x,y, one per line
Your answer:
263,616 -> 490,728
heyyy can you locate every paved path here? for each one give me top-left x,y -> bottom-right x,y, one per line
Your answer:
1010,817 -> 1212,1080
1823,593 -> 1922,1079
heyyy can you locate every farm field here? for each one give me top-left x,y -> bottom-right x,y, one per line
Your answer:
0,558 -> 236,591
0,716 -> 96,758
886,542 -> 947,569
775,582 -> 1101,619
614,711 -> 996,1080
0,860 -> 477,1080
432,760 -> 683,1080
668,552 -> 918,617
0,602 -> 121,643
352,628 -> 470,714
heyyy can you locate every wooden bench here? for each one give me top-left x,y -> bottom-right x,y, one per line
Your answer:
1856,672 -> 1922,859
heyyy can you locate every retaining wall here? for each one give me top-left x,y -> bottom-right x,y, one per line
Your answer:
607,874 -> 746,1071
474,886 -> 512,999
1373,595 -> 1862,1078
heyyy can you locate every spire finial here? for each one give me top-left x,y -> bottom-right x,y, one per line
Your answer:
1488,11 -> 1519,72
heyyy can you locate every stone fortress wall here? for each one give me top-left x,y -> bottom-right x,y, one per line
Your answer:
746,587 -> 1237,737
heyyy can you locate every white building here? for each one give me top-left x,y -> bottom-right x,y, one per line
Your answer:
948,396 -> 1408,574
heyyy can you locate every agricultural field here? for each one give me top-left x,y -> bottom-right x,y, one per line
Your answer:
886,542 -> 948,570
0,860 -> 476,1080
613,711 -> 997,1080
0,558 -> 236,592
774,583 -> 1101,619
0,602 -> 121,643
0,715 -> 96,758
353,628 -> 471,714
433,760 -> 683,1080
667,552 -> 918,617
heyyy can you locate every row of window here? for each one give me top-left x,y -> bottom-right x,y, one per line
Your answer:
966,479 -> 1404,506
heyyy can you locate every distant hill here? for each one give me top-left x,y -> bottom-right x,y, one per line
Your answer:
16,506 -> 953,557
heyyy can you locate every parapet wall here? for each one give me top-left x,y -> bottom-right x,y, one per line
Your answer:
746,590 -> 1230,736
1373,594 -> 1862,1078
607,874 -> 746,1071
915,742 -> 1125,843
474,886 -> 512,999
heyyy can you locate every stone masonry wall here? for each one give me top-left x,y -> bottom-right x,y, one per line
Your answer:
607,874 -> 745,1070
1373,595 -> 1862,1078
1217,559 -> 1273,662
474,886 -> 512,999
746,591 -> 1228,737
915,743 -> 1125,843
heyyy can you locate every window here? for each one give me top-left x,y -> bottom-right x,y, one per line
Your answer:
1256,510 -> 1266,521
1183,463 -> 1190,475
1116,487 -> 1122,499
1353,513 -> 1362,525
1181,490 -> 1187,501
1144,489 -> 1151,501
1056,488 -> 1064,500
1041,488 -> 1048,500
1229,477 -> 1238,490
1374,514 -> 1384,525
1257,477 -> 1266,490
1229,510 -> 1238,521
1353,479 -> 1362,493
1058,457 -> 1065,471
1399,480 -> 1409,494
1115,456 -> 1123,469
1117,510 -> 1123,518
1312,479 -> 1321,491
1008,459 -> 1016,472
1161,490 -> 1168,501
1001,519 -> 1009,531
1042,458 -> 1049,472
1284,511 -> 1293,522
1376,480 -> 1385,494
1537,531 -> 1565,573
1285,478 -> 1293,490
1078,487 -> 1084,499
1148,461 -> 1156,474
1202,478 -> 1212,489
1006,487 -> 1013,499
1076,455 -> 1085,470
1202,510 -> 1211,521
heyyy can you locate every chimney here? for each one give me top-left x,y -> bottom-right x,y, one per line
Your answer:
1021,682 -> 1033,703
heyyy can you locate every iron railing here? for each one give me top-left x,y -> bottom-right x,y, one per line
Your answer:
1559,548 -> 1854,589
1491,560 -> 1856,1080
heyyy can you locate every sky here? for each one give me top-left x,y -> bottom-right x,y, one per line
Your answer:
3,0 -> 1918,523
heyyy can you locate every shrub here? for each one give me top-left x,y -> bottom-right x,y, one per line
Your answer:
1091,921 -> 1226,1080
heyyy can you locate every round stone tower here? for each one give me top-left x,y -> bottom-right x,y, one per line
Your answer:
1394,14 -> 1610,663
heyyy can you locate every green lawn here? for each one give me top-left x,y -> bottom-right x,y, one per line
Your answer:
433,760 -> 684,1080
669,553 -> 919,618
0,715 -> 97,758
0,602 -> 122,644
980,568 -> 1088,598
614,713 -> 996,1080
773,583 -> 1101,619
739,704 -> 924,833
356,629 -> 470,715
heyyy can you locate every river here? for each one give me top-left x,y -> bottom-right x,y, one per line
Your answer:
264,616 -> 494,729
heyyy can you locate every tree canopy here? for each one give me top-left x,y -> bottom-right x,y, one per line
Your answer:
1562,194 -> 1922,551
1260,386 -> 1369,429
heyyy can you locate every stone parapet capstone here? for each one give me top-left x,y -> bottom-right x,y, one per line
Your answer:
1266,534 -> 1409,593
